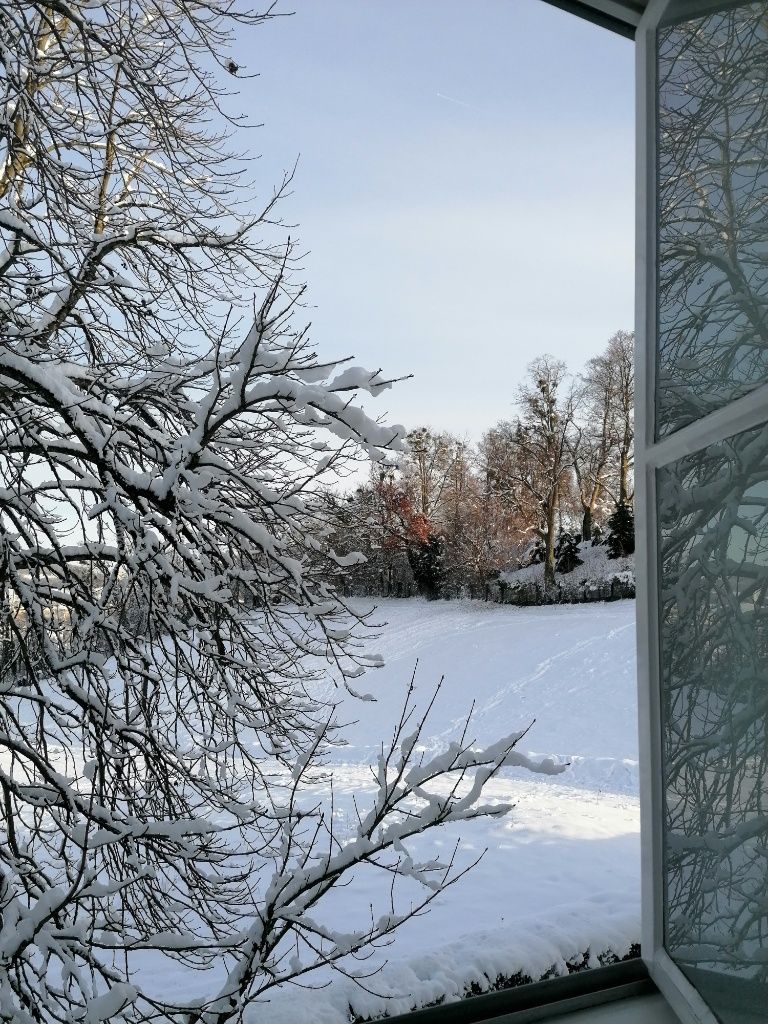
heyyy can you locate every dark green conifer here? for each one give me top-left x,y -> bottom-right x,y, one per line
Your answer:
606,501 -> 635,558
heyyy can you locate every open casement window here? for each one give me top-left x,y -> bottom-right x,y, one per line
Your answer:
384,2 -> 768,1022
636,1 -> 768,1023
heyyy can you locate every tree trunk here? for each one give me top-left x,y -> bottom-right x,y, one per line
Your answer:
619,448 -> 630,504
581,505 -> 593,544
543,502 -> 557,591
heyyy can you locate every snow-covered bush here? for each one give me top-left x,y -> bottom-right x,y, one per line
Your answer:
0,3 -> 567,1021
496,542 -> 635,605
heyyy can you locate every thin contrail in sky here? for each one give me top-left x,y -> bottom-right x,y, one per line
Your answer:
436,91 -> 474,109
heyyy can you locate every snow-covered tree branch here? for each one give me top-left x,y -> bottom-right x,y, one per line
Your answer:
0,2 -> 570,1021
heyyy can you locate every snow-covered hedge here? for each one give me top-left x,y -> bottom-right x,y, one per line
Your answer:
351,943 -> 641,1022
255,896 -> 641,1022
494,543 -> 635,606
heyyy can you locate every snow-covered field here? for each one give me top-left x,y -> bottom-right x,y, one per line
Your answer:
128,598 -> 639,1022
257,598 -> 641,1022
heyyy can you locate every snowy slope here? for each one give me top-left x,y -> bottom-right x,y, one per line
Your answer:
319,597 -> 638,793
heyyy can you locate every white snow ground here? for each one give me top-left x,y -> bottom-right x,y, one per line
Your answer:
134,598 -> 639,1022
257,598 -> 641,1022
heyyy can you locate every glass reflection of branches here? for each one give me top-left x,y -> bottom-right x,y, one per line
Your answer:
657,3 -> 768,437
659,422 -> 768,1002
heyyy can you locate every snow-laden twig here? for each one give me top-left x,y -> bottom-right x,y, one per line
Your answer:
0,3 -> 563,1021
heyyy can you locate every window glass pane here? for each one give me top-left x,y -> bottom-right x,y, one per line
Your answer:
656,2 -> 768,438
658,421 -> 768,1024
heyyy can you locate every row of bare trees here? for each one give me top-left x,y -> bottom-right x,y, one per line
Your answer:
330,331 -> 634,597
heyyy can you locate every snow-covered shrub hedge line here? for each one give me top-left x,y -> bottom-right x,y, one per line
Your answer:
265,893 -> 641,1022
338,542 -> 635,606
494,543 -> 635,606
351,943 -> 641,1022
263,916 -> 641,1023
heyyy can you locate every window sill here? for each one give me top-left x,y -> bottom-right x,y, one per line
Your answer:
535,992 -> 678,1024
384,959 -> 676,1024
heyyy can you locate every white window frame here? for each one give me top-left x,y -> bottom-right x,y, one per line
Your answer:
635,2 -> 768,1021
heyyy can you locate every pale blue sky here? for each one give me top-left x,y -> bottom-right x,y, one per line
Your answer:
232,0 -> 634,440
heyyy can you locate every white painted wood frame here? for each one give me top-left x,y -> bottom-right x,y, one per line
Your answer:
634,2 -> 765,1022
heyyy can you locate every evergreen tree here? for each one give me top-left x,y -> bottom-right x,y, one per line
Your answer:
526,537 -> 546,565
555,531 -> 584,574
606,500 -> 636,558
408,534 -> 446,599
